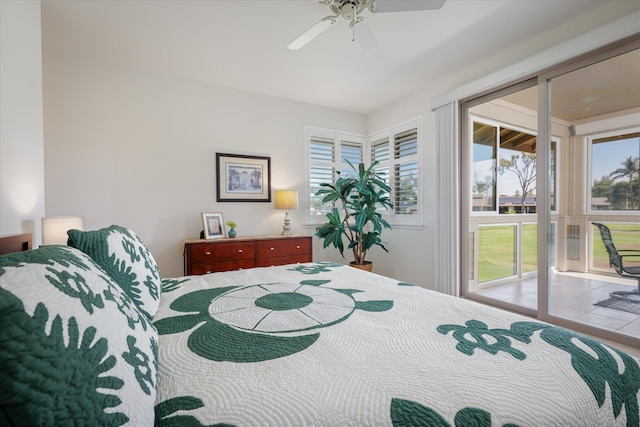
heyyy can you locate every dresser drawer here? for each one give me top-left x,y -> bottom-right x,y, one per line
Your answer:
190,259 -> 255,275
189,241 -> 255,263
256,238 -> 310,258
255,254 -> 310,268
184,236 -> 312,276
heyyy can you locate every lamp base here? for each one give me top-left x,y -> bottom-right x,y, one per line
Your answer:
281,212 -> 292,236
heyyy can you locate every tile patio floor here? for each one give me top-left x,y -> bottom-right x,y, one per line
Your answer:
473,272 -> 640,356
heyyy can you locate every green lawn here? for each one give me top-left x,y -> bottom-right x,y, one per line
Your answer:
477,225 -> 517,283
477,222 -> 640,283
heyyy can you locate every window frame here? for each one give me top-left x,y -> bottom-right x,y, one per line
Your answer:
369,118 -> 422,225
469,115 -> 559,216
586,127 -> 640,215
305,118 -> 422,226
305,126 -> 365,225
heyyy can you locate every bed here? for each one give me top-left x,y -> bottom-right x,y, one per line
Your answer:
1,227 -> 639,427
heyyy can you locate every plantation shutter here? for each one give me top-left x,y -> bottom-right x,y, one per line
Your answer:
394,128 -> 419,215
340,139 -> 363,177
309,136 -> 335,216
307,130 -> 365,220
371,137 -> 390,163
371,137 -> 391,202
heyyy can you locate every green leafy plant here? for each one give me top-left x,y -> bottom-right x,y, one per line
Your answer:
226,220 -> 237,229
315,160 -> 393,265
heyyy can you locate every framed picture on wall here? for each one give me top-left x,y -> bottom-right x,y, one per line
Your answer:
216,153 -> 271,202
201,212 -> 226,239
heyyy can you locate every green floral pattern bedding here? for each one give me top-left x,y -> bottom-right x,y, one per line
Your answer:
0,246 -> 157,426
68,225 -> 162,320
154,263 -> 640,426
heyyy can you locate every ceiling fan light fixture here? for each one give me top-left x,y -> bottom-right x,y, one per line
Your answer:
341,3 -> 356,20
288,0 -> 446,52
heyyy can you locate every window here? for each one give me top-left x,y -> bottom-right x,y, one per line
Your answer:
306,128 -> 364,221
589,130 -> 640,211
371,122 -> 420,219
470,117 -> 557,215
306,119 -> 421,224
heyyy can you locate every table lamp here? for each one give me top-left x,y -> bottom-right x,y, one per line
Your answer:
42,216 -> 85,245
275,190 -> 299,235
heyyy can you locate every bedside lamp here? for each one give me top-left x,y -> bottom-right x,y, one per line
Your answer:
42,216 -> 84,245
275,190 -> 299,236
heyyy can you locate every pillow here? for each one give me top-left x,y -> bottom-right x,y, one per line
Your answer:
67,225 -> 161,319
0,245 -> 157,426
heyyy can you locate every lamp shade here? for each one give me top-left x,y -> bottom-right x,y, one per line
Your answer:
42,216 -> 84,245
275,190 -> 299,210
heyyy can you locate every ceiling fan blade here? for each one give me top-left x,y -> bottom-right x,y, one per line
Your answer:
287,16 -> 336,50
353,20 -> 379,56
372,0 -> 447,13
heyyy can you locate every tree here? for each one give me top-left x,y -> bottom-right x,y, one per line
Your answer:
227,168 -> 239,190
472,176 -> 494,211
250,169 -> 262,189
473,177 -> 493,195
592,175 -> 614,198
499,152 -> 536,213
591,175 -> 614,210
610,181 -> 635,210
609,156 -> 639,209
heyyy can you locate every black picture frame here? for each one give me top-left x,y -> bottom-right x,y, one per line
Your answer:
216,153 -> 271,202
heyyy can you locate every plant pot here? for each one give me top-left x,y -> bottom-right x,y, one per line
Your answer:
228,229 -> 237,238
349,261 -> 372,272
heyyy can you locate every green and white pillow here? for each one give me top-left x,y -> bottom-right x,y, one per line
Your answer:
0,245 -> 157,426
67,225 -> 161,319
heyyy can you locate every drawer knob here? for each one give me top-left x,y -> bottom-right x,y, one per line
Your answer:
206,270 -> 212,274
296,245 -> 301,249
237,249 -> 243,253
205,251 -> 211,255
269,247 -> 275,251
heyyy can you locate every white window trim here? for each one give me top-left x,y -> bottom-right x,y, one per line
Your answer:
368,117 -> 422,225
469,115 -> 559,216
305,118 -> 423,227
304,126 -> 365,225
586,124 -> 640,215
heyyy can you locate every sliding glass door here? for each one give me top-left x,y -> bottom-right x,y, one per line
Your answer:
461,37 -> 640,347
462,81 -> 542,315
543,46 -> 640,343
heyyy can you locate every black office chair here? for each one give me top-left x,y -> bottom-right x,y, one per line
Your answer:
593,222 -> 640,300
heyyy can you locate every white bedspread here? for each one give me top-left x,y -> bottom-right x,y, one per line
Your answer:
153,262 -> 640,426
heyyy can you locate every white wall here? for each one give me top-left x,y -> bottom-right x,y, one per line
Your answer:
43,52 -> 364,277
0,1 -> 45,244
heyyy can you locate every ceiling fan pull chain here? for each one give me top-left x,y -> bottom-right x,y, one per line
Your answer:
352,14 -> 356,42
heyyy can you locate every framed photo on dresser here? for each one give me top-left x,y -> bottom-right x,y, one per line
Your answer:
201,212 -> 226,239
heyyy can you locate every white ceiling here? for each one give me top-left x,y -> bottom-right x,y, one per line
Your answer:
41,0 -> 626,114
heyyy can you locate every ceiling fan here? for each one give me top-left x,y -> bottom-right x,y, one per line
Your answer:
287,0 -> 447,55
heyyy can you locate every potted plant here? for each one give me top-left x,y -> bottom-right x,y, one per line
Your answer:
226,220 -> 237,238
315,160 -> 393,271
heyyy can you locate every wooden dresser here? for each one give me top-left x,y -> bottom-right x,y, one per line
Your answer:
183,235 -> 312,275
